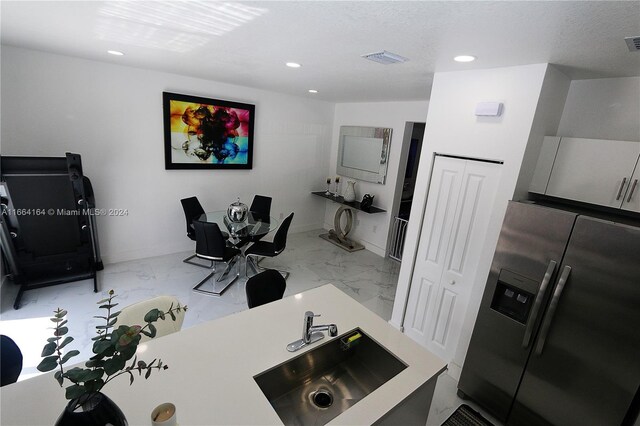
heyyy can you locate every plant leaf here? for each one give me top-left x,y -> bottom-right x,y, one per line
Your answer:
47,337 -> 58,343
37,356 -> 59,372
93,339 -> 112,355
58,336 -> 74,350
54,371 -> 64,386
55,309 -> 68,318
108,311 -> 121,319
41,342 -> 57,357
145,368 -> 152,379
61,350 -> 80,364
85,359 -> 105,368
65,384 -> 86,401
54,326 -> 69,337
128,371 -> 134,385
144,308 -> 161,323
99,303 -> 118,309
104,357 -> 126,376
169,310 -> 176,321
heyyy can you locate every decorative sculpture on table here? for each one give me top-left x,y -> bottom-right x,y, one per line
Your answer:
343,180 -> 357,202
227,197 -> 248,223
360,194 -> 374,212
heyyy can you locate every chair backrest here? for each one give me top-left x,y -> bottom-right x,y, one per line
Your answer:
0,335 -> 23,386
246,269 -> 286,309
194,220 -> 226,260
273,212 -> 294,252
116,296 -> 186,343
180,197 -> 205,240
250,195 -> 272,218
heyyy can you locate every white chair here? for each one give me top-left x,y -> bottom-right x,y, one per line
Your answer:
116,296 -> 186,342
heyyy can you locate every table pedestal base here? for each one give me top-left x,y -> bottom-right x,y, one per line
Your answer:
320,205 -> 365,252
319,231 -> 364,252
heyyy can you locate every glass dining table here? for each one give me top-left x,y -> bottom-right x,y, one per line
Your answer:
198,211 -> 279,247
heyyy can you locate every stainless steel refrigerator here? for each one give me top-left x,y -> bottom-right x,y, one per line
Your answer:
458,201 -> 640,426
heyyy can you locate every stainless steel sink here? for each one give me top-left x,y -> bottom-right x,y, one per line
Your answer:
254,328 -> 407,425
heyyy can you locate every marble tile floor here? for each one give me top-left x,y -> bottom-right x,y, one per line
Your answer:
0,228 -> 499,426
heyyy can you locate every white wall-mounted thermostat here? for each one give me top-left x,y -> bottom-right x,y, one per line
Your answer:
475,102 -> 503,116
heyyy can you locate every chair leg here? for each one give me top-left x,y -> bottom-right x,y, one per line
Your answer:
183,253 -> 214,269
192,257 -> 239,297
245,254 -> 289,280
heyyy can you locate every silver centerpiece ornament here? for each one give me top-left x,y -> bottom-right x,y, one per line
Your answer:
227,197 -> 248,223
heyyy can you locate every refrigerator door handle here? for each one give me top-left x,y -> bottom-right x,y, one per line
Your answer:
626,179 -> 638,203
535,265 -> 572,356
616,177 -> 628,201
522,260 -> 557,348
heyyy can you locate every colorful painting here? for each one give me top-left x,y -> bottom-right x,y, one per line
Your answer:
163,92 -> 254,169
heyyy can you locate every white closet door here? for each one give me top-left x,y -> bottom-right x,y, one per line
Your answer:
404,156 -> 501,362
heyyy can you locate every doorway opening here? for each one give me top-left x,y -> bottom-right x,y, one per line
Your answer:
388,122 -> 425,261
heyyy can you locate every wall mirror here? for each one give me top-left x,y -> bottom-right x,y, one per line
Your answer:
337,126 -> 392,184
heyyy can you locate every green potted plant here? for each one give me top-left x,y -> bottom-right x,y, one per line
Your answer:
37,290 -> 187,426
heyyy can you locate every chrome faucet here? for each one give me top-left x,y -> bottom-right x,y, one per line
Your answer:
287,311 -> 338,352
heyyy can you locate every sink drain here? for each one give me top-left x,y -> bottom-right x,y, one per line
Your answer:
311,389 -> 333,408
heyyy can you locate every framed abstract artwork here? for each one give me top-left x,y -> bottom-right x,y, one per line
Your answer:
163,92 -> 255,169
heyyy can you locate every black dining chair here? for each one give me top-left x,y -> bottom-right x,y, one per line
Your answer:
243,195 -> 273,245
181,197 -> 229,268
245,269 -> 286,309
180,196 -> 207,268
249,195 -> 272,219
244,212 -> 294,279
0,335 -> 23,387
192,220 -> 241,296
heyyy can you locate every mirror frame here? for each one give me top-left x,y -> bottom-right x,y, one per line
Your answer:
336,126 -> 392,184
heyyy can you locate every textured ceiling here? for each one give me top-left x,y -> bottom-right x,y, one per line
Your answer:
1,1 -> 639,102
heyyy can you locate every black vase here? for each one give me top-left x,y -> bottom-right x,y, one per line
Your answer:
55,392 -> 128,426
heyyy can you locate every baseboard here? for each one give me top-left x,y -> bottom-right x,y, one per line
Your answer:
447,361 -> 462,381
388,318 -> 403,331
101,223 -> 326,265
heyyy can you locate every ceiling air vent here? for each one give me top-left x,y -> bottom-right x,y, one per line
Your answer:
625,36 -> 640,52
362,50 -> 408,65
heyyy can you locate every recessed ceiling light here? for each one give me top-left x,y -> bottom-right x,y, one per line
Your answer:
107,50 -> 125,56
308,89 -> 318,94
454,55 -> 476,62
286,62 -> 301,68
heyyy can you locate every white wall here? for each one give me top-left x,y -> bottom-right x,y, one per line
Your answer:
515,65 -> 571,200
1,46 -> 335,264
557,77 -> 640,142
324,101 -> 429,256
389,63 -> 551,377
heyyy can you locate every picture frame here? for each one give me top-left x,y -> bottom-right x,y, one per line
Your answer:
163,91 -> 255,170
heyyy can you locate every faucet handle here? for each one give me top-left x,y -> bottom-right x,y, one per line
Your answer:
305,311 -> 320,318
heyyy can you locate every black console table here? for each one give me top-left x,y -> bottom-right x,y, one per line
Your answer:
311,191 -> 386,252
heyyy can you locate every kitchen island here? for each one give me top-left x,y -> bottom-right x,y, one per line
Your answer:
0,284 -> 446,425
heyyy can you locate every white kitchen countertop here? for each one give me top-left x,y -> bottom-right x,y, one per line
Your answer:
0,284 -> 446,425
